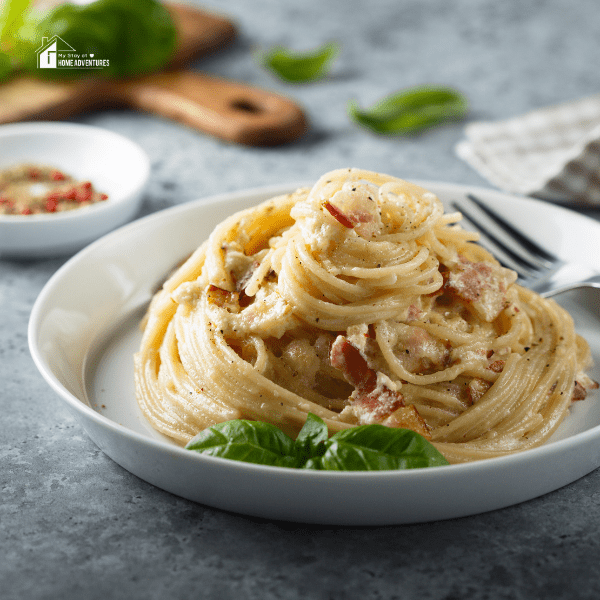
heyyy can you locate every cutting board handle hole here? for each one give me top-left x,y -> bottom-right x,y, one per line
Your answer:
230,99 -> 262,114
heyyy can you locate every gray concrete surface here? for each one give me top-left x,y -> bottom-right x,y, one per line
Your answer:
3,0 -> 600,598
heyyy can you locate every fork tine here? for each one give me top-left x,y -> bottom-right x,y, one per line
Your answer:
450,194 -> 595,297
450,194 -> 564,284
465,194 -> 557,263
450,201 -> 544,280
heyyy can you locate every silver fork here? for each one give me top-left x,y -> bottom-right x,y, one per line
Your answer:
450,194 -> 600,298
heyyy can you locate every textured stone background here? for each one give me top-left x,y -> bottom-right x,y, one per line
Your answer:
2,0 -> 600,598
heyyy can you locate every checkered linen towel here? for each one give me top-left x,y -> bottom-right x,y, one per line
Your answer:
455,94 -> 600,205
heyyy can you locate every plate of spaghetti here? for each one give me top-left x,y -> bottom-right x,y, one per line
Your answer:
29,169 -> 600,524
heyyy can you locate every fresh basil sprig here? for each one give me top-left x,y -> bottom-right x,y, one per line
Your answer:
261,41 -> 340,83
186,413 -> 449,470
348,85 -> 468,135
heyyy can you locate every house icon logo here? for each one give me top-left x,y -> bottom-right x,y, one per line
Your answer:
36,36 -> 76,69
34,36 -> 108,70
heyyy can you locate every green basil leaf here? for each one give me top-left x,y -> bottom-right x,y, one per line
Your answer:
294,412 -> 329,461
186,419 -> 300,468
186,413 -> 448,471
262,41 -> 339,83
348,85 -> 468,135
304,425 -> 449,471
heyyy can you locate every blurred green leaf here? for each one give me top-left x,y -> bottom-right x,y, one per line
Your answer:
0,0 -> 32,46
0,0 -> 35,79
0,51 -> 13,81
349,85 -> 468,135
262,41 -> 340,83
26,0 -> 177,79
0,0 -> 177,81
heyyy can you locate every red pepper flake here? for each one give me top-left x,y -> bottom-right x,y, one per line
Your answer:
64,187 -> 78,200
0,164 -> 108,215
45,197 -> 58,212
76,183 -> 92,202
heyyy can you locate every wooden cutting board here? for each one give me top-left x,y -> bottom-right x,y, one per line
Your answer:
0,3 -> 308,146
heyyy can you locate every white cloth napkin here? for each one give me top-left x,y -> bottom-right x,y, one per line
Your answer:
455,94 -> 600,206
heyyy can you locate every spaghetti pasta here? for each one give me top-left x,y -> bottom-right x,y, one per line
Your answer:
135,168 -> 597,463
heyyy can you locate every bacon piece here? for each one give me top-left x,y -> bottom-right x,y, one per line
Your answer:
398,327 -> 451,375
331,335 -> 434,437
233,260 -> 261,292
383,405 -> 431,439
330,335 -> 377,391
467,378 -> 492,404
445,256 -> 517,322
449,260 -> 493,302
352,386 -> 405,424
488,360 -> 505,373
406,304 -> 422,322
206,284 -> 239,311
323,201 -> 355,228
572,381 -> 587,401
571,379 -> 599,401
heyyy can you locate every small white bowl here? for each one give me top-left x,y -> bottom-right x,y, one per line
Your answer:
0,122 -> 150,258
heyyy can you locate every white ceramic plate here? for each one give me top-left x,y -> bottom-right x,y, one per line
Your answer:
28,181 -> 600,525
0,122 -> 150,258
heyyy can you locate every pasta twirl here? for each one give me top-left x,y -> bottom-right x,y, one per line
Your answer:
134,168 -> 598,463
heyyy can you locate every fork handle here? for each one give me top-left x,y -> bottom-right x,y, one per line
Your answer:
534,264 -> 600,298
